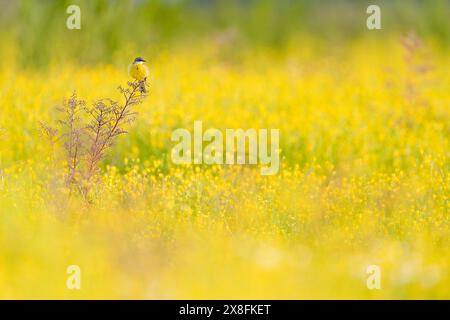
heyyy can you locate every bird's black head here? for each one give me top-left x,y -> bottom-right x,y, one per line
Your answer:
134,57 -> 146,63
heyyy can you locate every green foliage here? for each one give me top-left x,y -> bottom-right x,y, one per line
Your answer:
0,0 -> 448,67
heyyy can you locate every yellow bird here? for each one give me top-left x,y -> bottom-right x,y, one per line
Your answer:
128,57 -> 149,93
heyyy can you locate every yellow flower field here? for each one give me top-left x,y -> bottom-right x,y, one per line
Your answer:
0,34 -> 449,299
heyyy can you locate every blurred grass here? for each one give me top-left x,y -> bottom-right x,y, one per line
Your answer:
0,0 -> 449,68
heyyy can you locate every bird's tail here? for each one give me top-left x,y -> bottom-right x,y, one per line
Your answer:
139,80 -> 147,93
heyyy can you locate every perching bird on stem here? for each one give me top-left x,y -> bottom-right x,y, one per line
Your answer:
128,57 -> 149,93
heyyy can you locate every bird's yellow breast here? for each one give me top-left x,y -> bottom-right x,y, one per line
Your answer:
129,63 -> 148,82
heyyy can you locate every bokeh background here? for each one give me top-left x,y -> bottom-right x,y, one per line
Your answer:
0,0 -> 448,299
0,0 -> 449,67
